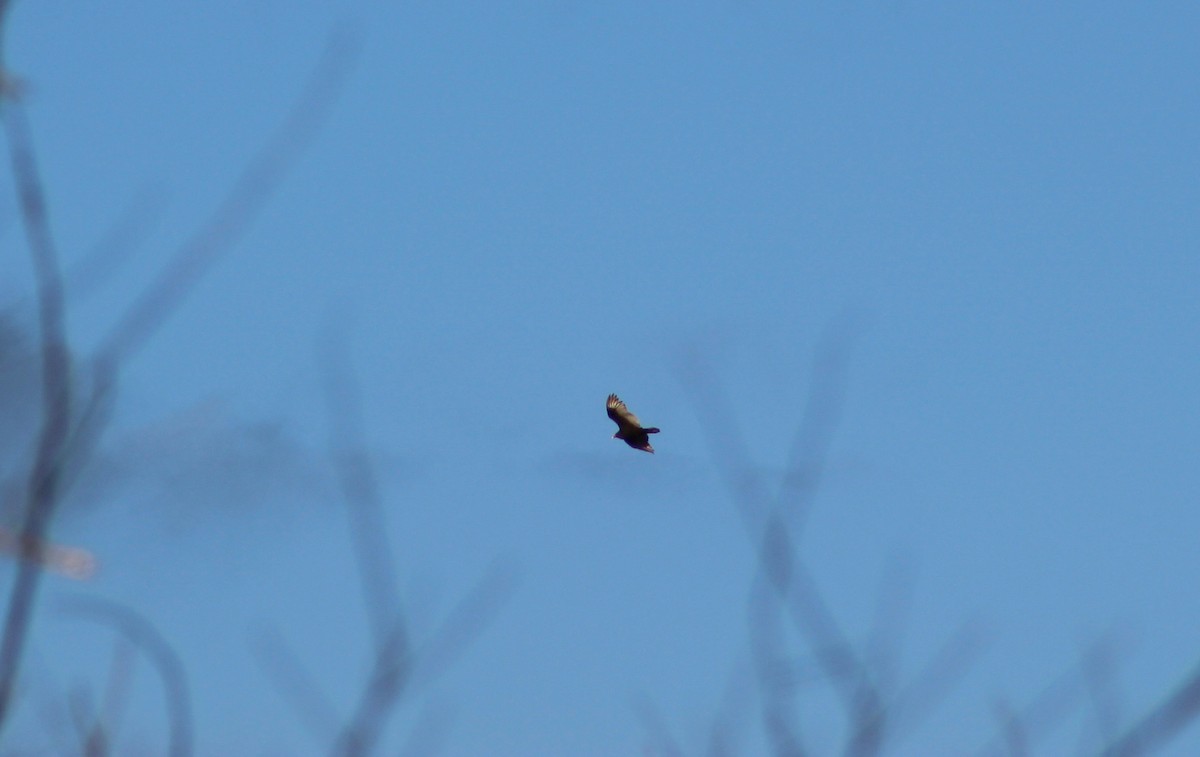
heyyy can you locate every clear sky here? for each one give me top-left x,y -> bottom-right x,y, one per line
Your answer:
0,1 -> 1197,754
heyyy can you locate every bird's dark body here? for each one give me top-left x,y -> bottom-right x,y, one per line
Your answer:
614,427 -> 660,452
606,394 -> 660,454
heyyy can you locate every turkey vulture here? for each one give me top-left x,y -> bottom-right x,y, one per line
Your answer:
607,394 -> 660,454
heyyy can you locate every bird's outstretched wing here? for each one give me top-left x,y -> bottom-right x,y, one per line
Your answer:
607,393 -> 643,432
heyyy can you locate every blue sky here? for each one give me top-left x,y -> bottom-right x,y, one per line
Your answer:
0,1 -> 1197,754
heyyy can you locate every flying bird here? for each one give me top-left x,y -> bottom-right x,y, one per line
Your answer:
607,394 -> 660,454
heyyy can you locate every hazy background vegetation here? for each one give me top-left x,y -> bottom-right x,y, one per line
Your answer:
0,2 -> 1197,754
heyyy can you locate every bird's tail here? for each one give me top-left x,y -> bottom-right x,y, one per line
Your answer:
644,427 -> 660,434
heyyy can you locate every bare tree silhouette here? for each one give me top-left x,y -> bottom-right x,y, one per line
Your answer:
673,328 -> 995,756
0,10 -> 358,741
252,328 -> 517,756
1,7 -> 1197,756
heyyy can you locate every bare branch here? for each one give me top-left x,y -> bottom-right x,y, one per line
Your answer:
408,558 -> 518,691
80,636 -> 136,757
0,96 -> 74,735
883,620 -> 986,748
975,641 -> 1120,756
775,312 -> 861,533
991,699 -> 1028,757
677,327 -> 883,755
0,22 -> 359,738
58,596 -> 192,757
70,682 -> 104,757
331,614 -> 411,757
0,0 -> 23,98
1099,661 -> 1200,757
1079,639 -> 1123,750
706,654 -> 755,757
332,559 -> 518,756
67,181 -> 169,303
749,564 -> 806,757
397,698 -> 456,757
632,693 -> 686,757
97,27 -> 361,366
249,625 -> 341,748
319,318 -> 404,653
863,553 -> 916,697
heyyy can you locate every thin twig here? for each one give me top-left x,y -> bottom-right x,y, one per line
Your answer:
319,319 -> 404,653
71,682 -> 104,757
886,620 -> 986,740
632,693 -> 686,757
677,328 -> 881,754
1099,661 -> 1200,757
0,97 -> 73,735
749,570 -> 806,757
59,596 -> 192,757
1079,639 -> 1123,751
774,313 -> 860,533
79,636 -> 136,757
67,181 -> 169,303
408,558 -> 518,690
0,25 -> 359,735
97,27 -> 360,366
706,654 -> 755,757
863,553 -> 916,697
249,625 -> 341,747
974,642 -> 1108,757
332,559 -> 518,756
331,616 -> 412,757
397,698 -> 456,757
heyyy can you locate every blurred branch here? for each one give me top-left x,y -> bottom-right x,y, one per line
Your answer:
0,19 -> 359,739
706,654 -> 755,757
249,625 -> 340,747
276,320 -> 515,755
1,10 -> 372,757
677,322 -> 883,755
764,708 -> 807,757
675,347 -> 770,529
408,558 -> 518,690
678,326 -> 995,756
319,321 -> 404,653
319,319 -> 410,757
329,613 -> 409,756
59,596 -> 192,757
72,636 -> 136,757
0,0 -> 23,98
84,637 -> 136,757
67,181 -> 169,304
1099,661 -> 1200,757
96,26 -> 360,367
882,620 -> 986,748
991,699 -> 1028,757
332,558 -> 518,756
975,640 -> 1119,756
397,698 -> 456,757
777,318 -> 887,757
748,565 -> 806,757
863,553 -> 916,698
1079,639 -> 1123,750
70,683 -> 102,757
774,313 -> 859,534
0,96 -> 74,734
632,693 -> 685,757
81,25 -> 361,449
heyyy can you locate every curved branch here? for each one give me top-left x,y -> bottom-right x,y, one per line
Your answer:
59,596 -> 192,757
